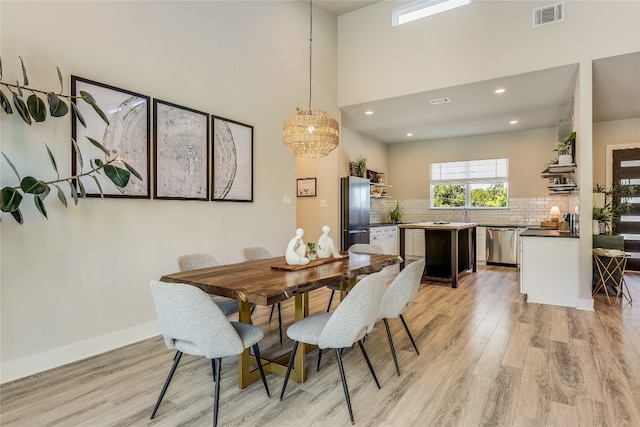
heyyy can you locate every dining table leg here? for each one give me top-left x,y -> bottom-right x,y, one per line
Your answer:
238,294 -> 312,388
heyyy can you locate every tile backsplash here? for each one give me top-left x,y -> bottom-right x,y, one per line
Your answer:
371,196 -> 580,227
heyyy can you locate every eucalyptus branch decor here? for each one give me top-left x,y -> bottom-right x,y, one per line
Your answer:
0,57 -> 140,224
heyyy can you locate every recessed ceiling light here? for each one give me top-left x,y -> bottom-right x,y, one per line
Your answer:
494,88 -> 506,94
365,111 -> 374,115
509,120 -> 518,124
406,133 -> 414,137
429,97 -> 450,105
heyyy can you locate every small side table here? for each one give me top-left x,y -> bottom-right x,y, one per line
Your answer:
593,248 -> 633,304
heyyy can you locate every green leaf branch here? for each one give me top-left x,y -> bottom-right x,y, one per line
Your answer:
0,56 -> 140,225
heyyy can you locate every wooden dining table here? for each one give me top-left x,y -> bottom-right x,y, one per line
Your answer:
159,252 -> 400,388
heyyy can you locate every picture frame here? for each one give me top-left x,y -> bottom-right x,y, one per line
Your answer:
377,172 -> 386,184
367,169 -> 378,182
297,178 -> 317,197
349,161 -> 359,177
71,76 -> 151,198
153,99 -> 209,200
212,116 -> 253,202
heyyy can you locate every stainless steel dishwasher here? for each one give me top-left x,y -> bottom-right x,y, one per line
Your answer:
486,227 -> 518,266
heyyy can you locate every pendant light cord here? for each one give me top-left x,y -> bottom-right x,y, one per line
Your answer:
309,0 -> 313,110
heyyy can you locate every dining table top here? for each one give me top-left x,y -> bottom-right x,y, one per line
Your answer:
160,252 -> 400,306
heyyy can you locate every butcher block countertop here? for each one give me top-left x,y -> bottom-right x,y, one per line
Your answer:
398,222 -> 478,230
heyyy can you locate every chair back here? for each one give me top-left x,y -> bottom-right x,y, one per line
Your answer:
241,247 -> 273,261
379,258 -> 425,319
348,243 -> 383,254
178,253 -> 219,271
150,280 -> 245,358
318,269 -> 387,349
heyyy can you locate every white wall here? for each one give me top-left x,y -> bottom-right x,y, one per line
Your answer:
338,1 -> 640,106
0,1 -> 339,382
388,127 -> 556,200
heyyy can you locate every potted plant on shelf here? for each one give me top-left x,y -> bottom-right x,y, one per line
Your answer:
554,131 -> 576,165
592,206 -> 612,235
388,200 -> 404,224
355,156 -> 367,178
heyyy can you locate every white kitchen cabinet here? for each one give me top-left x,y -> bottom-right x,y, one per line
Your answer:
520,233 -> 579,307
476,226 -> 486,265
371,226 -> 398,254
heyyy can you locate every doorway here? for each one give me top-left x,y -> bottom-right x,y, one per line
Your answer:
612,147 -> 640,271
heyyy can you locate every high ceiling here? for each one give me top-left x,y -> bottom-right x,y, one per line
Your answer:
313,2 -> 639,145
341,52 -> 639,144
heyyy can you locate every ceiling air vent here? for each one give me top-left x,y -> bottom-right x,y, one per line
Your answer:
533,2 -> 564,27
429,97 -> 450,105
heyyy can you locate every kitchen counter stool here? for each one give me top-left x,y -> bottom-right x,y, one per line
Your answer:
593,248 -> 633,305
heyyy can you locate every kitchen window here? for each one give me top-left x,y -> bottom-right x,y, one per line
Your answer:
430,158 -> 508,208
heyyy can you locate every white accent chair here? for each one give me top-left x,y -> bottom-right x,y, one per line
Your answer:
177,253 -> 238,316
325,243 -> 384,312
379,258 -> 425,375
149,280 -> 270,427
241,247 -> 284,345
280,269 -> 388,424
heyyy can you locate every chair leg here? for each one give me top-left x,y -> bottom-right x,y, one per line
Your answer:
399,314 -> 419,355
277,303 -> 283,346
357,340 -> 381,389
335,348 -> 355,424
269,304 -> 275,323
280,341 -> 299,400
326,289 -> 335,312
317,348 -> 323,372
383,318 -> 401,376
151,351 -> 183,419
212,358 -> 221,427
252,344 -> 271,397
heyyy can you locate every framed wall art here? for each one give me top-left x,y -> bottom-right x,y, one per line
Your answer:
212,116 -> 253,202
153,99 -> 209,200
71,76 -> 151,198
297,178 -> 316,197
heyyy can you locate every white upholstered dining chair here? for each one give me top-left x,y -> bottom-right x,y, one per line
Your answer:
177,253 -> 238,316
279,269 -> 388,424
149,280 -> 270,427
325,243 -> 384,312
378,257 -> 425,375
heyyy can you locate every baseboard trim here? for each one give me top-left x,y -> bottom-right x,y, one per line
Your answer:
1,321 -> 160,384
576,297 -> 595,311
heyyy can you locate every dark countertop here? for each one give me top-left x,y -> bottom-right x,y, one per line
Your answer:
398,222 -> 478,231
520,228 -> 579,238
370,223 -> 398,227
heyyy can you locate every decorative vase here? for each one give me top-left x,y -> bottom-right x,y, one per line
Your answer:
593,220 -> 600,235
558,154 -> 573,165
308,251 -> 317,261
598,221 -> 608,235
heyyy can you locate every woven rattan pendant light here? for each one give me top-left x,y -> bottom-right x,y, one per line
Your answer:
283,0 -> 339,158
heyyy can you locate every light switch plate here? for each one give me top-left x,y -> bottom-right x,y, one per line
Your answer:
320,199 -> 327,208
283,195 -> 292,206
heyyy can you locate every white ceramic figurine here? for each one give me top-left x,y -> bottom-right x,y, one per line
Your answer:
285,228 -> 310,265
317,225 -> 342,259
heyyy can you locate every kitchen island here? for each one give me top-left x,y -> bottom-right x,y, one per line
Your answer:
398,222 -> 478,288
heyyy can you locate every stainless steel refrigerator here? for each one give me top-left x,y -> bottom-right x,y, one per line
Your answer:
341,176 -> 370,250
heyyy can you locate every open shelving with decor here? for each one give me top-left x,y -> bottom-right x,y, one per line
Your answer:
541,163 -> 577,195
370,183 -> 392,198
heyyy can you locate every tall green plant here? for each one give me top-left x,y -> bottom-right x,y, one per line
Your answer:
0,57 -> 140,224
593,182 -> 636,234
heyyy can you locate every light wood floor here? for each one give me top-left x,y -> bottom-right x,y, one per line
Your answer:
2,265 -> 640,426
